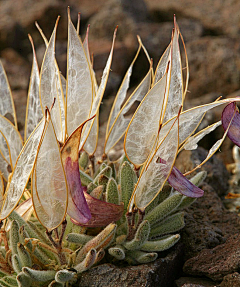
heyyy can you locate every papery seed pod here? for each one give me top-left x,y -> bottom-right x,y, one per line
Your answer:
106,178 -> 120,205
79,151 -> 89,170
120,161 -> 137,214
76,223 -> 116,263
74,248 -> 97,273
17,243 -> 32,268
127,250 -> 158,264
90,185 -> 104,199
80,170 -> 93,186
150,212 -> 185,238
55,269 -> 75,283
16,272 -> 32,287
124,220 -> 150,250
141,234 -> 180,252
9,220 -> 19,255
66,233 -> 93,245
108,245 -> 125,260
12,254 -> 22,274
22,267 -> 56,282
87,182 -> 97,193
144,194 -> 182,226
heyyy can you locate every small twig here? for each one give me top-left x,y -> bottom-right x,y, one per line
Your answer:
59,219 -> 67,246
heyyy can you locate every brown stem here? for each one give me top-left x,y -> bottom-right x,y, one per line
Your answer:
46,230 -> 67,265
89,154 -> 95,176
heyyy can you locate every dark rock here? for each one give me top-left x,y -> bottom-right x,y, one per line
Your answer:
175,276 -> 216,287
145,0 -> 240,37
78,243 -> 184,287
183,234 -> 240,281
180,182 -> 240,260
220,272 -> 240,287
186,37 -> 240,99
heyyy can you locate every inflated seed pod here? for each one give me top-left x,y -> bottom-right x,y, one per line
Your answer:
79,151 -> 89,170
106,178 -> 120,205
9,220 -> 19,255
120,161 -> 137,213
140,234 -> 180,252
80,170 -> 93,186
127,250 -> 158,264
55,269 -> 75,284
124,220 -> 150,250
108,245 -> 125,260
144,194 -> 182,226
66,233 -> 93,245
22,267 -> 56,282
149,212 -> 185,238
17,243 -> 32,268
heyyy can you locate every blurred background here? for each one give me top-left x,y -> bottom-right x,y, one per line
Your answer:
0,0 -> 240,163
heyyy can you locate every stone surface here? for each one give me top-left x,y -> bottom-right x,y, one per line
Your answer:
175,277 -> 216,287
186,37 -> 240,99
145,0 -> 240,37
78,243 -> 184,287
183,234 -> 240,281
220,272 -> 240,287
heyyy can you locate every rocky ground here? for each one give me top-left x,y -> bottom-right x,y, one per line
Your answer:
1,0 -> 240,286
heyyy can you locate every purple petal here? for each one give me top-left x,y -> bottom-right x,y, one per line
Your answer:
222,102 -> 240,147
167,166 -> 204,198
64,157 -> 91,224
71,192 -> 124,227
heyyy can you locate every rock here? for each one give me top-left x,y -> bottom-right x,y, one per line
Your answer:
186,37 -> 240,99
183,234 -> 240,281
145,0 -> 240,37
220,272 -> 240,287
175,276 -> 216,287
1,48 -> 30,91
78,243 -> 184,287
